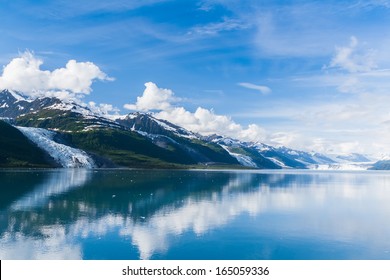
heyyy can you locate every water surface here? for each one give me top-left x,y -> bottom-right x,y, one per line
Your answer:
1,169 -> 390,259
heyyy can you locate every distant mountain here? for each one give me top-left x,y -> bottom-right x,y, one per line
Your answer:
209,136 -> 339,169
335,153 -> 372,163
208,136 -> 281,169
0,89 -> 382,170
369,160 -> 390,170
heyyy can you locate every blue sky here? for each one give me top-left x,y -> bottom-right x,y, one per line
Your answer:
1,0 -> 390,155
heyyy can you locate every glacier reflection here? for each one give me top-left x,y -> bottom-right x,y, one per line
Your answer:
1,170 -> 390,259
10,169 -> 90,210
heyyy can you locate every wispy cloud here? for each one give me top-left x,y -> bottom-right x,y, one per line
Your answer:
252,4 -> 339,57
238,82 -> 271,94
273,35 -> 390,154
12,0 -> 171,19
188,17 -> 250,36
318,36 -> 390,95
348,0 -> 390,10
327,36 -> 377,73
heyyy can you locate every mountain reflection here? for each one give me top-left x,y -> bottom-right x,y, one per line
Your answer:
1,170 -> 390,259
10,169 -> 90,210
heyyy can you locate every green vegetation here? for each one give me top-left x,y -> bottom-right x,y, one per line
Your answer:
64,128 -> 198,168
8,109 -> 256,169
16,109 -> 87,131
0,120 -> 54,168
171,136 -> 239,165
15,109 -> 122,133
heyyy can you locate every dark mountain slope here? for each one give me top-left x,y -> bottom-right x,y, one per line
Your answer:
0,120 -> 56,167
63,128 -> 201,168
117,113 -> 239,166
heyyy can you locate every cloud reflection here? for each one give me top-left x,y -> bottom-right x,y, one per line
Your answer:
1,170 -> 390,259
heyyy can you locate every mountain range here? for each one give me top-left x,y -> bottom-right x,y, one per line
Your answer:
0,89 -> 382,170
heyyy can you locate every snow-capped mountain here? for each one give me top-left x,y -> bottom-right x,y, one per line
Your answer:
334,153 -> 373,163
0,89 -> 382,170
208,135 -> 376,170
116,112 -> 239,166
208,136 -> 281,169
210,136 -> 334,169
0,89 -> 60,118
0,89 -> 239,168
116,112 -> 198,139
0,89 -> 122,132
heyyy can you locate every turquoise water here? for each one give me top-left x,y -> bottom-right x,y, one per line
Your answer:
1,169 -> 390,260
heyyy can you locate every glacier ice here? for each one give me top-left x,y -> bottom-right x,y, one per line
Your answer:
17,126 -> 95,168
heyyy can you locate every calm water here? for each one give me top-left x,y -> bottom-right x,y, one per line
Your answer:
1,169 -> 390,260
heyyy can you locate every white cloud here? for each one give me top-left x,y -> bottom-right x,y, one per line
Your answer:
328,36 -> 377,73
124,82 -> 177,111
271,35 -> 390,155
0,51 -> 113,100
188,17 -> 250,36
157,107 -> 267,142
88,102 -> 121,118
253,4 -> 342,57
49,59 -> 112,94
238,82 -> 271,94
18,0 -> 170,19
322,36 -> 390,96
349,0 -> 390,10
125,82 -> 268,142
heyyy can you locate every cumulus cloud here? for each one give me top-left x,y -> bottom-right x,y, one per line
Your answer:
156,107 -> 267,142
0,51 -> 113,99
123,82 -> 177,111
124,82 -> 267,142
88,101 -> 121,118
238,82 -> 271,94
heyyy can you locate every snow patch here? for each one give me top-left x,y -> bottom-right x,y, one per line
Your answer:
252,142 -> 272,152
47,102 -> 93,116
16,126 -> 95,168
136,130 -> 152,138
9,90 -> 28,102
288,150 -> 299,156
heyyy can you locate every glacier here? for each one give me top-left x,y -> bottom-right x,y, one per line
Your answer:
16,126 -> 96,168
220,145 -> 258,168
309,163 -> 374,170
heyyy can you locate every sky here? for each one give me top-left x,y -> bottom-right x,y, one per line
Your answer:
1,0 -> 390,155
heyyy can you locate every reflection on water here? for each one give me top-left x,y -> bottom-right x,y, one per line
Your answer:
10,169 -> 90,210
1,169 -> 390,259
